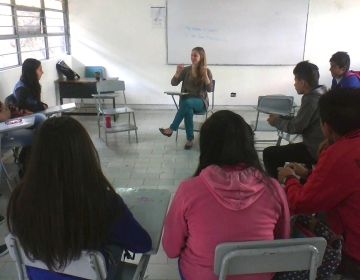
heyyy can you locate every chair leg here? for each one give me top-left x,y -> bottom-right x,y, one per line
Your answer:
1,159 -> 14,191
128,113 -> 131,143
132,112 -> 139,143
123,92 -> 127,105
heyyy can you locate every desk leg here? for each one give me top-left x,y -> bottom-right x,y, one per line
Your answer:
132,255 -> 150,280
171,95 -> 179,110
112,97 -> 116,122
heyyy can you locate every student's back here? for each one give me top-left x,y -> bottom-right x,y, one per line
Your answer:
162,111 -> 290,280
7,117 -> 151,280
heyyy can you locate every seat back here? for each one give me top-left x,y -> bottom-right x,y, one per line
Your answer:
5,233 -> 107,280
96,80 -> 125,93
85,66 -> 106,79
257,95 -> 294,116
214,238 -> 327,280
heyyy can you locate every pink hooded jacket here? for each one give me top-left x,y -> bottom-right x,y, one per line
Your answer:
162,165 -> 290,280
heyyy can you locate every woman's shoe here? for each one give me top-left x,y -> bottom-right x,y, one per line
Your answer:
184,141 -> 193,150
159,128 -> 173,137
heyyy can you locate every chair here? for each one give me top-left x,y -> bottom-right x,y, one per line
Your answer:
85,66 -> 106,80
251,95 -> 297,150
93,80 -> 138,145
214,237 -> 327,280
175,80 -> 215,141
5,233 -> 146,280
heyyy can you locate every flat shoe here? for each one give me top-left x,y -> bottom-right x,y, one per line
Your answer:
184,142 -> 193,150
159,128 -> 172,137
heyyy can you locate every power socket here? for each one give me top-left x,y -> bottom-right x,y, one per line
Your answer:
230,92 -> 237,97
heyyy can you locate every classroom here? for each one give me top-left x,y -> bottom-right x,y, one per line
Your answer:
0,0 -> 360,279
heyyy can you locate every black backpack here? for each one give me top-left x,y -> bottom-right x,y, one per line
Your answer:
56,60 -> 80,80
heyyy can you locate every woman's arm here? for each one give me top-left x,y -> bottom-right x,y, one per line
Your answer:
107,198 -> 152,253
171,65 -> 185,86
204,68 -> 213,92
162,184 -> 188,258
0,102 -> 11,122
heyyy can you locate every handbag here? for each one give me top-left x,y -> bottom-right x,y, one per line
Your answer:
275,215 -> 343,280
56,60 -> 80,80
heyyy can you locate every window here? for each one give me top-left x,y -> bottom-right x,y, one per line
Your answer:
0,0 -> 69,69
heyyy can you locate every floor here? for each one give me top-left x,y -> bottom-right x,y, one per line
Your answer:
0,108 -> 281,280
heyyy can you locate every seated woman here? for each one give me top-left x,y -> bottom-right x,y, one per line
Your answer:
278,89 -> 360,279
7,116 -> 152,280
162,110 -> 290,280
159,47 -> 213,149
10,58 -> 48,113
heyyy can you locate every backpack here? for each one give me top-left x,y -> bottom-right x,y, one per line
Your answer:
56,60 -> 80,80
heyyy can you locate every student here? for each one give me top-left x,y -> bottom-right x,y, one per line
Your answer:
263,61 -> 326,178
163,110 -> 290,280
278,89 -> 360,279
7,117 -> 151,280
9,58 -> 48,113
159,47 -> 213,149
330,51 -> 360,89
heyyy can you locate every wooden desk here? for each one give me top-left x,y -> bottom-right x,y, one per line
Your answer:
55,78 -> 97,104
55,79 -> 119,115
115,188 -> 171,279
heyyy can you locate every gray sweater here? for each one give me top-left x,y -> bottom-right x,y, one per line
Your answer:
273,85 -> 327,160
171,66 -> 213,109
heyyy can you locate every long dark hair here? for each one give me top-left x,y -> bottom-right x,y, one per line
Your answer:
195,110 -> 265,176
20,58 -> 42,101
7,117 -> 122,270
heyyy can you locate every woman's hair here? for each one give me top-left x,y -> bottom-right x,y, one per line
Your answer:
20,58 -> 42,100
330,51 -> 350,72
194,110 -> 265,176
319,88 -> 360,136
7,116 -> 122,270
293,61 -> 320,88
191,46 -> 208,85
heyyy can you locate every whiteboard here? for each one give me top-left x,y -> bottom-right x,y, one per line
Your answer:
167,0 -> 309,65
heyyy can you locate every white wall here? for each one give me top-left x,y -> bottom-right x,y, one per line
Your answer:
0,56 -> 71,106
1,0 -> 359,107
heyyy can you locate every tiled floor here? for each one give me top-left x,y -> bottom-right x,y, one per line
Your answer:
0,107 -> 276,280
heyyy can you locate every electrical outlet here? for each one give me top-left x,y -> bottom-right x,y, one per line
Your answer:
230,92 -> 236,97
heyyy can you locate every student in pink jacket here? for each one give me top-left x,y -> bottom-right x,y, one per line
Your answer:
162,110 -> 290,280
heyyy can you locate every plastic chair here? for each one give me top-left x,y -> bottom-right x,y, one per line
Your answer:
175,80 -> 215,141
93,80 -> 137,145
5,233 -> 148,280
251,95 -> 297,150
214,237 -> 327,280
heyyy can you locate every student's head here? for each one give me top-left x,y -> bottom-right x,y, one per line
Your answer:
329,51 -> 350,78
293,61 -> 320,94
21,58 -> 43,98
191,47 -> 207,67
195,110 -> 264,176
319,88 -> 360,141
7,116 -> 121,270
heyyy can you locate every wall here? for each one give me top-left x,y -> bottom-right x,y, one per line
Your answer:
1,0 -> 359,107
0,56 -> 71,106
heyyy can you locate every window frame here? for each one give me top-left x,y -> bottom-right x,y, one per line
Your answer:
0,0 -> 70,70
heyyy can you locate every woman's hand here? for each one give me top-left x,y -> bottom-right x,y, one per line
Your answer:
286,162 -> 310,179
277,167 -> 296,184
175,64 -> 184,78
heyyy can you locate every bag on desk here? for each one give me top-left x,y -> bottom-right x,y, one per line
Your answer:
56,60 -> 80,80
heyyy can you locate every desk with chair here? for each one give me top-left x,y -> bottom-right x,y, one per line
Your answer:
41,102 -> 76,117
165,80 -> 215,141
0,116 -> 35,191
6,188 -> 171,280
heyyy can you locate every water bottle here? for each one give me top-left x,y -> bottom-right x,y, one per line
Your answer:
105,115 -> 112,128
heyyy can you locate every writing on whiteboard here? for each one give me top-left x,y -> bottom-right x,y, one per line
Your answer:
185,26 -> 227,42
